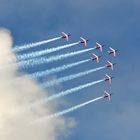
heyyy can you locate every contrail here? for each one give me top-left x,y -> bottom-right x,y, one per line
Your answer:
41,66 -> 106,88
48,96 -> 103,119
33,79 -> 104,106
17,42 -> 79,61
13,36 -> 61,52
34,96 -> 103,123
19,48 -> 95,68
30,58 -> 91,79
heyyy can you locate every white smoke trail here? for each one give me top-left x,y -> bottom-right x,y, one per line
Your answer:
17,42 -> 79,61
34,96 -> 103,122
13,36 -> 61,52
31,58 -> 91,79
20,48 -> 95,68
33,79 -> 104,106
41,66 -> 105,88
45,79 -> 103,102
48,96 -> 103,118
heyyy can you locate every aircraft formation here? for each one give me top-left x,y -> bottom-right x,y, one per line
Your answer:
61,31 -> 117,101
14,31 -> 118,120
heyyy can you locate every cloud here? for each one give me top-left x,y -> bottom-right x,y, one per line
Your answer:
0,28 -> 75,140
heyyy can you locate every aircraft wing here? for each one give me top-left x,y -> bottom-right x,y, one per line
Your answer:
66,36 -> 68,41
100,46 -> 103,52
96,57 -> 99,63
109,47 -> 114,51
113,51 -> 116,56
108,95 -> 111,101
84,41 -> 87,47
96,42 -> 100,46
107,61 -> 113,70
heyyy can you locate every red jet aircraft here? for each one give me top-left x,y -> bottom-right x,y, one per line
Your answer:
106,60 -> 116,70
108,47 -> 118,56
91,53 -> 102,63
61,32 -> 71,41
104,74 -> 114,84
103,90 -> 112,101
94,42 -> 104,52
79,37 -> 89,47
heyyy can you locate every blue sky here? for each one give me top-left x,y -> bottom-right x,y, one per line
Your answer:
0,0 -> 140,139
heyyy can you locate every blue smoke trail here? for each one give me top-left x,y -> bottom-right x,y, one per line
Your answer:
30,58 -> 91,79
41,66 -> 105,88
13,36 -> 61,52
19,48 -> 95,68
17,42 -> 79,61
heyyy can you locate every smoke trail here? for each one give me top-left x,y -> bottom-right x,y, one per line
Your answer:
49,96 -> 103,119
17,42 -> 79,61
31,58 -> 91,79
41,66 -> 105,88
45,79 -> 103,102
34,96 -> 103,122
13,36 -> 61,52
33,79 -> 104,106
20,48 -> 95,68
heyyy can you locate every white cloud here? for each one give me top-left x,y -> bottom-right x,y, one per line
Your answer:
0,28 -> 75,140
